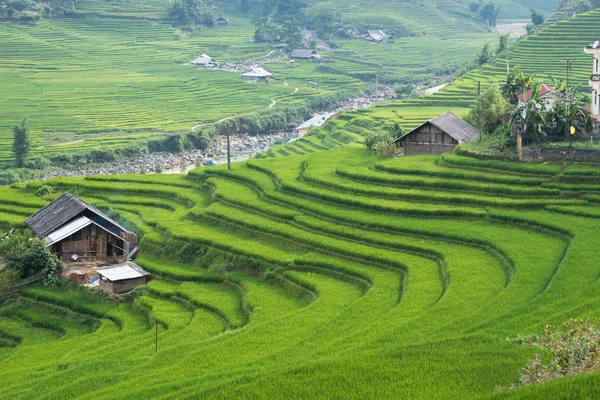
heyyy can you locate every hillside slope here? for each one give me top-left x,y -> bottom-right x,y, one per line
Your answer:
0,1 -> 506,165
256,7 -> 600,160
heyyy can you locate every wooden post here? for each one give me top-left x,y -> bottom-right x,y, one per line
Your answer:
517,134 -> 523,161
226,128 -> 231,171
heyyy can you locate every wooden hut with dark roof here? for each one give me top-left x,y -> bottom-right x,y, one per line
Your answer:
25,193 -> 138,262
394,112 -> 480,155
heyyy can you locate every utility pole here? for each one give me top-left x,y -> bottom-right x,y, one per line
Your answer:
478,81 -> 481,96
155,320 -> 158,353
565,57 -> 572,139
226,126 -> 231,171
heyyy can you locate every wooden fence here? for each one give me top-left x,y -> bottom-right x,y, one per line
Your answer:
0,273 -> 46,302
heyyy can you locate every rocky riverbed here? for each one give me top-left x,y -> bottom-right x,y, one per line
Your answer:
36,87 -> 396,180
38,131 -> 297,179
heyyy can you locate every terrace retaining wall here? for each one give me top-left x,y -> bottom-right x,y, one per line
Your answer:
522,147 -> 600,162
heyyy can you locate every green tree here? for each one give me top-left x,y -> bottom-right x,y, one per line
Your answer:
0,231 -> 62,279
509,83 -> 546,141
543,81 -> 592,138
305,3 -> 340,39
480,2 -> 499,27
168,0 -> 213,27
280,19 -> 303,50
468,84 -> 510,135
12,118 -> 30,168
501,65 -> 535,105
531,9 -> 545,25
497,35 -> 508,54
478,43 -> 494,65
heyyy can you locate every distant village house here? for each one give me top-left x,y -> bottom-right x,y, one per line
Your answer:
220,62 -> 236,71
394,112 -> 480,155
584,40 -> 600,121
215,16 -> 229,25
241,67 -> 272,82
296,112 -> 336,137
364,29 -> 387,42
517,84 -> 555,103
190,54 -> 217,68
290,49 -> 322,61
25,193 -> 139,263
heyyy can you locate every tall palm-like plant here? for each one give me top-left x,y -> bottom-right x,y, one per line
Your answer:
509,83 -> 546,142
543,81 -> 592,138
502,65 -> 535,105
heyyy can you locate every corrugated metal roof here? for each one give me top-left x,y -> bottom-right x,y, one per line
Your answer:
25,192 -> 130,239
395,112 -> 480,144
46,216 -> 92,246
365,30 -> 386,40
241,67 -> 272,77
291,49 -> 319,58
190,54 -> 215,65
95,261 -> 149,282
296,112 -> 336,130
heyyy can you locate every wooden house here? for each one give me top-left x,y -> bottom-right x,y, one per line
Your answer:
394,112 -> 480,155
190,54 -> 216,68
95,262 -> 150,294
215,16 -> 229,25
364,30 -> 387,42
296,112 -> 336,137
25,193 -> 138,263
241,67 -> 272,82
290,49 -> 322,60
517,84 -> 555,103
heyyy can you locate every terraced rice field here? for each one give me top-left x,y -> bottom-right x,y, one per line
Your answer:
257,8 -> 600,160
0,146 -> 599,398
0,16 -> 367,162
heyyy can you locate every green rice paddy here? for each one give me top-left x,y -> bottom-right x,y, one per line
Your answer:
0,145 -> 599,397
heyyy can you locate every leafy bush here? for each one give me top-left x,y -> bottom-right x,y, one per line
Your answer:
515,319 -> 600,387
364,132 -> 395,155
0,230 -> 62,278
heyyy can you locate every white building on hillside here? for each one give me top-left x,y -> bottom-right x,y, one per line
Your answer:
584,40 -> 600,120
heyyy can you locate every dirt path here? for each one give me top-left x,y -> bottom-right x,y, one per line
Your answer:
292,87 -> 298,95
191,115 -> 237,132
36,139 -> 85,150
269,99 -> 276,108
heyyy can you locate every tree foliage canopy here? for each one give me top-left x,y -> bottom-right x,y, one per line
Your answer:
12,118 -> 30,168
480,2 -> 499,27
0,230 -> 62,279
469,84 -> 510,135
168,0 -> 214,27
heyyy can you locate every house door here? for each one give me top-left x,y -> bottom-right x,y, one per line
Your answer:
107,241 -> 114,258
53,242 -> 63,259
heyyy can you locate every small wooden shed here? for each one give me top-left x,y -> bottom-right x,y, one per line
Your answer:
95,262 -> 150,294
394,112 -> 480,155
